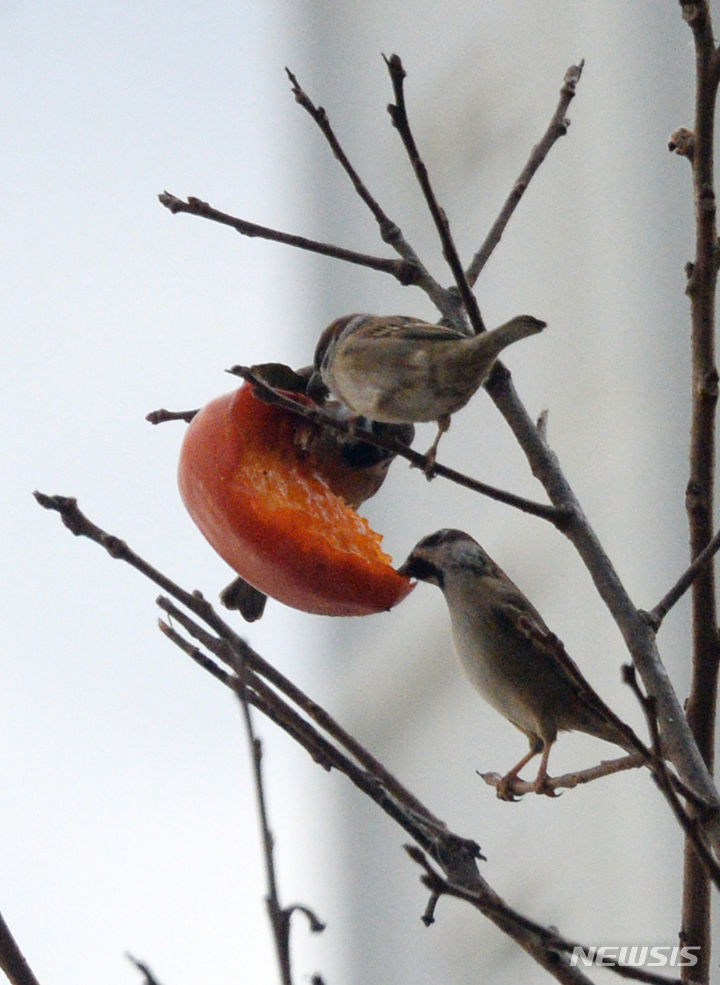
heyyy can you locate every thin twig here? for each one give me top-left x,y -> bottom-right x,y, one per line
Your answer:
145,407 -> 197,425
286,68 -> 415,254
126,955 -> 165,985
623,666 -> 720,893
158,619 -> 234,686
404,848 -> 680,985
159,611 -> 481,866
479,737 -> 709,813
644,525 -> 720,628
236,678 -> 310,985
156,593 -> 453,834
466,62 -> 584,286
285,68 -> 459,324
478,752 -> 644,798
158,192 -> 420,286
384,53 -> 486,335
230,365 -> 565,526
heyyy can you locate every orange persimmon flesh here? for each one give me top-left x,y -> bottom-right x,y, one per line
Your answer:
178,384 -> 413,616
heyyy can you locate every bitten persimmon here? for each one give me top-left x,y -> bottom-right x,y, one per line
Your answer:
178,384 -> 413,616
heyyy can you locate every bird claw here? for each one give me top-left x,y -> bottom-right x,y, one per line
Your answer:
532,774 -> 561,799
422,447 -> 438,480
488,771 -> 524,802
479,769 -> 561,801
478,769 -> 525,801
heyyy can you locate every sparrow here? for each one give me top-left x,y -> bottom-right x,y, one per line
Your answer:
398,529 -> 644,800
221,361 -> 414,621
310,313 -> 546,462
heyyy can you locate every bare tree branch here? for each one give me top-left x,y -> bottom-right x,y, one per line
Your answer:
478,752 -> 644,797
623,667 -> 720,893
158,596 -> 675,985
404,846 -> 682,985
158,192 -> 421,286
384,53 -> 486,335
156,598 -> 456,834
284,68 -> 460,324
145,407 -> 197,425
126,954 -> 166,985
159,621 -> 593,984
0,911 -> 42,985
477,695 -> 718,888
676,3 -> 720,979
466,61 -> 584,287
236,663 -> 323,985
644,525 -> 720,629
157,607 -> 481,862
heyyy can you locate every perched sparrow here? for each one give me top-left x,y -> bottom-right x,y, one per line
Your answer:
310,313 -> 546,461
398,529 -> 642,800
220,361 -> 414,621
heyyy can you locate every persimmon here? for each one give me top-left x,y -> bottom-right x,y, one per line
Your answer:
178,383 -> 413,616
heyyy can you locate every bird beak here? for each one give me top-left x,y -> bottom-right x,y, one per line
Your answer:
396,553 -> 442,586
397,555 -> 416,578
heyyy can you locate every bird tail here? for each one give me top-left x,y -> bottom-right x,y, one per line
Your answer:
572,688 -> 649,759
591,715 -> 647,757
466,314 -> 546,371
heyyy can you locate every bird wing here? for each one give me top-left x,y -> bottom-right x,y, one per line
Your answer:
491,591 -> 642,752
363,317 -> 466,344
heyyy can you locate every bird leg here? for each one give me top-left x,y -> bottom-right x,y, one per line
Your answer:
423,414 -> 451,478
531,740 -> 560,798
496,745 -> 541,802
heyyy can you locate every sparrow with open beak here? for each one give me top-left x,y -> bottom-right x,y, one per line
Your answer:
398,529 -> 643,800
310,313 -> 546,462
220,362 -> 414,621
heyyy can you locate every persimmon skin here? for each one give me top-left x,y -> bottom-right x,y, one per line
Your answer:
178,385 -> 413,616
